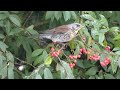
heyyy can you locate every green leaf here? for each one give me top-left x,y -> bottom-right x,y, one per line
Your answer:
104,73 -> 115,79
34,55 -> 43,66
111,55 -> 118,73
45,11 -> 54,20
70,11 -> 77,19
100,53 -> 107,62
44,55 -> 52,66
69,39 -> 76,50
87,36 -> 92,46
76,60 -> 85,69
92,44 -> 101,52
44,68 -> 53,79
92,20 -> 101,30
0,54 -> 3,70
33,50 -> 48,66
22,39 -> 32,54
81,14 -> 94,20
99,33 -> 105,46
100,14 -> 108,27
56,63 -> 62,71
5,20 -> 11,35
35,73 -> 42,79
6,51 -> 14,62
83,60 -> 94,68
9,14 -> 21,27
63,11 -> 71,21
112,47 -> 120,51
74,45 -> 80,55
115,69 -> 120,79
0,34 -> 5,39
0,63 -> 7,79
89,76 -> 95,79
61,61 -> 75,79
0,41 -> 8,52
118,57 -> 120,68
60,67 -> 66,79
77,41 -> 85,48
32,49 -> 44,57
115,51 -> 120,55
113,34 -> 120,40
8,62 -> 14,79
109,27 -> 119,32
26,25 -> 39,35
9,28 -> 21,35
0,14 -> 7,20
85,66 -> 97,76
54,11 -> 62,20
103,40 -> 108,46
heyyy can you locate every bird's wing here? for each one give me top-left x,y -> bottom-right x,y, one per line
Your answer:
42,25 -> 70,34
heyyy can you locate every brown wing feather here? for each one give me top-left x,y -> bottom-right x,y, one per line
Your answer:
42,25 -> 70,34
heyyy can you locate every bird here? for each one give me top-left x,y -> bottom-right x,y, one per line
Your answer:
39,23 -> 83,43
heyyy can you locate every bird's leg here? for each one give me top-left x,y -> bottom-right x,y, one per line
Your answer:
59,42 -> 68,50
52,42 -> 68,50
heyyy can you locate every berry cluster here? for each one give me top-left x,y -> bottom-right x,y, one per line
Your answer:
89,54 -> 100,61
80,48 -> 92,55
100,57 -> 111,67
50,48 -> 62,57
80,47 -> 111,67
68,55 -> 80,68
50,45 -> 112,69
69,63 -> 75,68
69,55 -> 81,59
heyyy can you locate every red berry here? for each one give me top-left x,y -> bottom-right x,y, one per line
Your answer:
51,52 -> 59,57
51,47 -> 55,52
82,37 -> 86,41
57,50 -> 62,54
70,65 -> 74,68
104,57 -> 111,65
69,55 -> 73,59
74,60 -> 77,63
89,56 -> 94,60
89,54 -> 100,61
82,48 -> 87,54
104,60 -> 109,65
77,55 -> 81,58
86,51 -> 90,55
100,62 -> 106,67
69,63 -> 73,68
69,63 -> 72,66
55,52 -> 59,56
51,52 -> 55,57
72,63 -> 75,67
73,55 -> 78,59
80,49 -> 83,53
105,46 -> 111,51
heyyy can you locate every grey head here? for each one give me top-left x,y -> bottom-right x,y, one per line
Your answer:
68,23 -> 82,33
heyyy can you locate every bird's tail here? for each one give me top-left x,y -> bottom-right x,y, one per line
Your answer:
39,34 -> 52,40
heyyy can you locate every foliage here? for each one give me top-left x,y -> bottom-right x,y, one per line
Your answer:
0,11 -> 120,79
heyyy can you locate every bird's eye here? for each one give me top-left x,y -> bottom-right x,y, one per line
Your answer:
76,24 -> 80,27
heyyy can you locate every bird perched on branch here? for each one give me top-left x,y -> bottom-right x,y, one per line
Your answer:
39,23 -> 83,43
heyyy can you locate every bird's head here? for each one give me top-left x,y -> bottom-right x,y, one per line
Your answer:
69,23 -> 83,33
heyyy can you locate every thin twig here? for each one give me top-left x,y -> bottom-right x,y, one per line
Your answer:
78,33 -> 115,56
34,20 -> 49,27
3,35 -> 7,43
22,11 -> 34,27
14,56 -> 36,69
